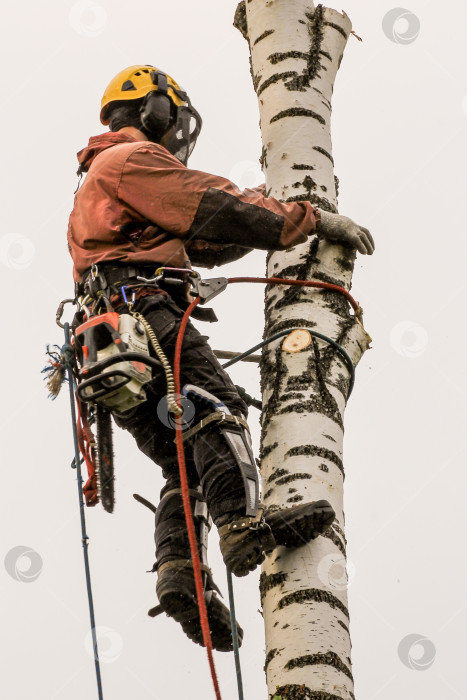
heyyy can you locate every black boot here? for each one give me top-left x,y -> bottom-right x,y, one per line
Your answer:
217,500 -> 336,577
150,487 -> 243,652
191,419 -> 335,578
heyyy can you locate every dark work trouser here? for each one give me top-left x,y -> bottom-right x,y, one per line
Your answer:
113,293 -> 249,567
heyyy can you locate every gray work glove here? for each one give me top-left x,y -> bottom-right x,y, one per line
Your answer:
317,210 -> 375,255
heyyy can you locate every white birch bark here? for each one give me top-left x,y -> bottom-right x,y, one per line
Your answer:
234,3 -> 371,699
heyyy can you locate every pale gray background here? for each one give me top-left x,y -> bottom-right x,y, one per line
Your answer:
1,0 -> 466,698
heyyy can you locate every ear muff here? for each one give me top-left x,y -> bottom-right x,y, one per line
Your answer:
139,91 -> 173,140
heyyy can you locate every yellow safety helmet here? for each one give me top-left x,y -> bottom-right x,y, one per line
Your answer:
100,64 -> 187,125
100,64 -> 202,165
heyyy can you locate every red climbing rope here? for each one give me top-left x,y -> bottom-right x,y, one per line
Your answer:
172,275 -> 360,700
173,296 -> 223,700
76,397 -> 99,507
227,276 -> 360,315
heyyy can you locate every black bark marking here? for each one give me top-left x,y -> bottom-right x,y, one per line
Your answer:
286,375 -> 312,391
312,336 -> 344,426
305,5 -> 326,82
263,317 -> 317,337
277,339 -> 344,428
264,6 -> 325,98
313,145 -> 334,164
260,571 -> 288,605
285,651 -> 353,682
267,467 -> 289,484
323,20 -> 348,39
263,487 -> 273,500
288,487 -> 298,493
280,392 -> 306,402
319,463 -> 329,472
320,185 -> 328,192
264,236 -> 321,320
276,473 -> 312,486
264,647 -> 278,672
261,441 -> 279,460
321,526 -> 346,556
319,50 -> 332,61
269,51 -> 309,64
292,175 -> 318,194
271,108 -> 325,125
292,163 -> 315,170
272,687 -> 346,700
253,72 -> 263,92
233,2 -> 248,40
335,253 -> 355,272
278,588 -> 350,619
261,343 -> 289,436
258,72 -> 299,97
338,619 -> 350,636
285,445 -> 344,477
287,494 -> 304,503
254,29 -> 275,46
285,193 -> 337,213
260,145 -> 268,169
323,433 -> 336,443
278,399 -> 342,428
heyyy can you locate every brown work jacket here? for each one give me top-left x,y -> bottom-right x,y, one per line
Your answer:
67,132 -> 320,282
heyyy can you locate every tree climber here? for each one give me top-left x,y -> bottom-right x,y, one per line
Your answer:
67,65 -> 375,652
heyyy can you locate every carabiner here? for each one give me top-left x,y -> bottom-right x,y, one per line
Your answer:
121,285 -> 135,306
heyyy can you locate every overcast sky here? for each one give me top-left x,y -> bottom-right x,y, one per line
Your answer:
2,1 -> 467,699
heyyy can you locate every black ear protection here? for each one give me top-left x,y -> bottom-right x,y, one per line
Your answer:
139,71 -> 174,139
137,69 -> 202,164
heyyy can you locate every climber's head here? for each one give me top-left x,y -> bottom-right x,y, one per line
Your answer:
100,65 -> 202,164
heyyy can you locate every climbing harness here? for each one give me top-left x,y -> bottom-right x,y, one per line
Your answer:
49,268 -> 360,700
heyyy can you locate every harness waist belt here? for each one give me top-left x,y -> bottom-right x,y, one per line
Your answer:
80,263 -> 167,289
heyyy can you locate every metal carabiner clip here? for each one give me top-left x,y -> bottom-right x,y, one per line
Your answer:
56,298 -> 75,328
121,285 -> 136,306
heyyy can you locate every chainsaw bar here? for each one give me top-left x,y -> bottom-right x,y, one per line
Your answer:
95,405 -> 115,513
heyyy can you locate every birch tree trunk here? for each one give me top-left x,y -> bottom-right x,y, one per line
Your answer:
234,3 -> 371,699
